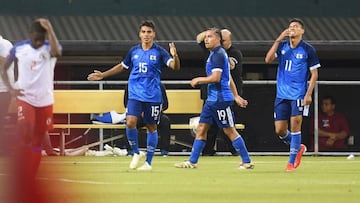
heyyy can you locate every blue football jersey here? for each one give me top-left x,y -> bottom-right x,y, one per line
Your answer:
206,46 -> 234,102
121,43 -> 173,102
275,40 -> 320,100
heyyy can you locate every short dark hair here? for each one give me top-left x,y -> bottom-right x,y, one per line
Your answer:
321,95 -> 336,105
289,18 -> 305,29
139,20 -> 155,31
30,21 -> 46,34
208,27 -> 223,44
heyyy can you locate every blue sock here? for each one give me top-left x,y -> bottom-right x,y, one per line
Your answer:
146,131 -> 158,165
189,139 -> 206,164
280,130 -> 292,145
94,112 -> 112,123
126,128 -> 139,154
232,136 -> 251,163
289,132 -> 301,164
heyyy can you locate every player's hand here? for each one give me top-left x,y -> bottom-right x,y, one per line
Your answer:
87,70 -> 104,81
325,133 -> 337,146
303,95 -> 312,106
36,18 -> 53,31
9,88 -> 24,97
228,57 -> 236,70
276,28 -> 290,42
326,137 -> 335,146
190,78 -> 201,88
169,42 -> 177,57
234,95 -> 248,108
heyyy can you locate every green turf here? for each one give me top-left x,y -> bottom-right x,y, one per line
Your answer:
4,155 -> 360,203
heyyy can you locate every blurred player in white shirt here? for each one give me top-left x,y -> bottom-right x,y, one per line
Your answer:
0,35 -> 14,154
0,18 -> 61,203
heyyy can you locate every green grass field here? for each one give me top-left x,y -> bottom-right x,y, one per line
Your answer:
2,155 -> 360,203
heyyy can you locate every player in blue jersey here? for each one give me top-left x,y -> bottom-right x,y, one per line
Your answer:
175,28 -> 253,169
265,18 -> 320,172
88,20 -> 180,171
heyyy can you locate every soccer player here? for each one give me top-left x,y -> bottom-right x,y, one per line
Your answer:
0,35 -> 14,154
265,18 -> 320,171
196,28 -> 244,156
0,18 -> 62,202
88,20 -> 180,171
174,28 -> 253,169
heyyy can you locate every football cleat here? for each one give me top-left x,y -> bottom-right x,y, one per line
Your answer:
294,144 -> 307,168
239,162 -> 255,170
129,152 -> 145,169
285,163 -> 295,172
137,162 -> 152,171
174,160 -> 197,169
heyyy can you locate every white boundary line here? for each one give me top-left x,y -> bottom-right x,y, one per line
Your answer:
37,177 -> 113,185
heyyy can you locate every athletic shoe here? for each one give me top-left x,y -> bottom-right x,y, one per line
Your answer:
92,120 -> 112,125
137,162 -> 152,171
285,163 -> 295,172
174,160 -> 197,169
238,162 -> 255,170
129,152 -> 144,169
294,144 -> 307,168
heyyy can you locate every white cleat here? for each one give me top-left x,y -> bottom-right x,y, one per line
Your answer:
137,162 -> 152,171
174,160 -> 197,169
129,152 -> 145,169
238,162 -> 255,170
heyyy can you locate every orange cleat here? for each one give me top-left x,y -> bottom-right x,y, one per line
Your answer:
294,144 -> 307,168
285,163 -> 295,172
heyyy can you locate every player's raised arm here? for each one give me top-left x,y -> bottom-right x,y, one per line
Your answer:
265,28 -> 289,64
168,42 -> 180,70
196,30 -> 207,44
37,18 -> 62,57
87,63 -> 124,81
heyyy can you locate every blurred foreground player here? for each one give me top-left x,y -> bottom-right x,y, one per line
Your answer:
0,18 -> 61,202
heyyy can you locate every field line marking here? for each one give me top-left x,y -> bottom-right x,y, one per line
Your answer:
38,177 -> 113,185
